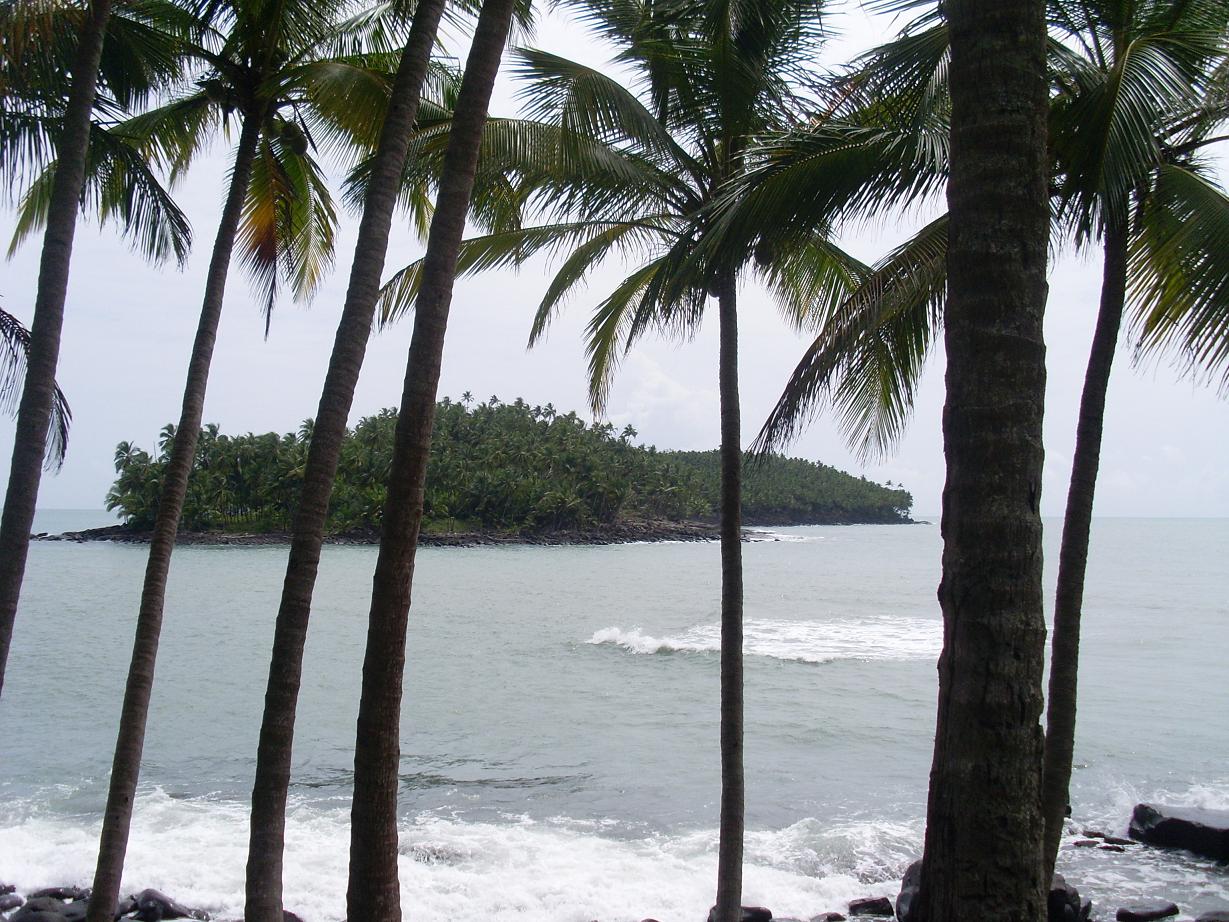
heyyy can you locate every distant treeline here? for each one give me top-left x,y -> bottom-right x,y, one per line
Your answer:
106,398 -> 912,534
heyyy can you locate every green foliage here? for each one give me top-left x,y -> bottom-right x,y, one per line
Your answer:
105,398 -> 912,533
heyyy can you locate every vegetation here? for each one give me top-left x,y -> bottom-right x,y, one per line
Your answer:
104,398 -> 912,535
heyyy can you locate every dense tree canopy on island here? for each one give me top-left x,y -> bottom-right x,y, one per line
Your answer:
104,396 -> 912,535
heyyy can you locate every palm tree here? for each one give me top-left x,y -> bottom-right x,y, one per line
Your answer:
80,1 -> 395,917
920,1 -> 1051,917
346,0 -> 518,917
242,1 -> 451,918
742,0 -> 1229,882
377,5 -> 850,914
0,0 -> 115,699
1,306 -> 71,470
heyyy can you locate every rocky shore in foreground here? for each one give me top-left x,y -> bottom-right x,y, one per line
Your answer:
4,805 -> 1226,922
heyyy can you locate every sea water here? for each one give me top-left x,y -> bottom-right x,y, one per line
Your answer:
0,513 -> 1225,921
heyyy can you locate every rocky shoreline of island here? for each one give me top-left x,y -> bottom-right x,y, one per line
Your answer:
31,515 -> 918,548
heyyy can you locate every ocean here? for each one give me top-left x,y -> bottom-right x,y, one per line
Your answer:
1,511 -> 1225,921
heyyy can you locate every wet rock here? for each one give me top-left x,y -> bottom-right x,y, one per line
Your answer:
1,893 -> 23,912
11,897 -> 68,922
1049,873 -> 1082,922
706,907 -> 771,922
1129,804 -> 1229,861
810,914 -> 846,922
1116,902 -> 1179,922
1195,913 -> 1229,922
1100,844 -> 1127,852
896,859 -> 922,922
1083,830 -> 1109,839
1073,840 -> 1100,847
116,896 -> 138,918
1082,900 -> 1093,921
1104,836 -> 1135,846
59,902 -> 87,922
1,883 -> 16,895
131,890 -> 207,921
30,891 -> 87,903
848,897 -> 893,917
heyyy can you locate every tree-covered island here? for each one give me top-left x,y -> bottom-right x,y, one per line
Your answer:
98,397 -> 912,543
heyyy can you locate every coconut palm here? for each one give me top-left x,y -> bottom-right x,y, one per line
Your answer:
0,306 -> 70,467
376,2 -> 887,915
77,0 -> 399,916
345,0 -> 517,917
0,0 -> 116,699
742,0 -> 1229,884
242,1 -> 451,918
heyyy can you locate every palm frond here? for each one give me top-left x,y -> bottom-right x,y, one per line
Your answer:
0,306 -> 71,468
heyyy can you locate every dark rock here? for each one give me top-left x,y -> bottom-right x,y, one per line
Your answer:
1103,836 -> 1134,846
1073,840 -> 1100,848
60,902 -> 87,922
896,860 -> 922,922
116,896 -> 138,918
12,898 -> 68,922
1081,899 -> 1093,922
1116,902 -> 1180,922
1195,913 -> 1229,922
131,890 -> 206,922
810,915 -> 846,922
1083,830 -> 1109,839
1049,873 -> 1081,922
1100,844 -> 1127,853
1,883 -> 16,895
848,898 -> 893,917
283,913 -> 304,922
1,893 -> 23,912
706,908 -> 771,922
30,891 -> 87,903
1129,804 -> 1229,861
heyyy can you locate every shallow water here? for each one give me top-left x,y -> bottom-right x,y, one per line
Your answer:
1,512 -> 1225,921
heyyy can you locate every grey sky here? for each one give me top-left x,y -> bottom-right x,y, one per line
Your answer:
1,7 -> 1226,518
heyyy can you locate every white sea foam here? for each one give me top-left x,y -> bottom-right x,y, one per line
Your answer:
0,791 -> 894,922
587,617 -> 941,664
745,528 -> 823,543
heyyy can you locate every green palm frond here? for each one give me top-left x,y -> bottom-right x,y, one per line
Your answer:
8,120 -> 193,264
756,213 -> 949,459
1129,162 -> 1229,388
0,306 -> 71,468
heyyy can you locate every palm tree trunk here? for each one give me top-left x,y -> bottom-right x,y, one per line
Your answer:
85,112 -> 262,922
0,0 -> 113,698
243,5 -> 447,919
714,270 -> 744,922
345,1 -> 515,919
917,2 -> 1050,921
1040,214 -> 1128,880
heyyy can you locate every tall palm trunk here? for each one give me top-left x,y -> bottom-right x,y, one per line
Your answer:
0,0 -> 113,698
916,2 -> 1050,921
714,271 -> 744,922
345,1 -> 515,919
85,112 -> 263,922
1041,214 -> 1128,880
243,5 -> 447,919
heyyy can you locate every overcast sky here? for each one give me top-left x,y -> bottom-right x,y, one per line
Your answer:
1,6 -> 1226,518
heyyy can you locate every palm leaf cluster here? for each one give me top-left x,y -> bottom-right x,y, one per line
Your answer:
0,306 -> 69,466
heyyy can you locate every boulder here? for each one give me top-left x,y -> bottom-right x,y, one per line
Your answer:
1073,840 -> 1100,848
29,891 -> 87,903
848,898 -> 893,917
116,896 -> 138,918
11,898 -> 68,922
1,893 -> 23,912
1,884 -> 16,895
1100,844 -> 1127,853
810,915 -> 846,922
59,902 -> 87,922
1049,873 -> 1081,922
896,860 -> 922,922
1129,804 -> 1229,861
1103,836 -> 1135,846
131,890 -> 208,922
706,907 -> 771,922
1116,902 -> 1179,922
1081,899 -> 1093,922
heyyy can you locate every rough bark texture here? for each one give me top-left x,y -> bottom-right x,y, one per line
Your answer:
713,273 -> 744,922
85,113 -> 262,922
0,0 -> 113,698
243,5 -> 447,919
344,1 -> 516,919
1041,215 -> 1128,879
917,2 -> 1050,921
